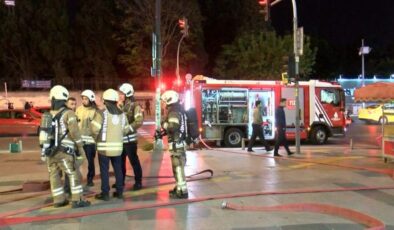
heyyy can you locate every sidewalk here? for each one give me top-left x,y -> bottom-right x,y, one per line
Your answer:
0,137 -> 394,229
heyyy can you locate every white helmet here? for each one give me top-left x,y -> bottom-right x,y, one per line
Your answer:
161,90 -> 179,105
103,89 -> 119,102
81,89 -> 95,102
119,83 -> 134,97
49,85 -> 69,100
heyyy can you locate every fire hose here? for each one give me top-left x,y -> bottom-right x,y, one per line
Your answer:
1,185 -> 394,228
221,201 -> 385,230
0,137 -> 392,228
198,136 -> 394,179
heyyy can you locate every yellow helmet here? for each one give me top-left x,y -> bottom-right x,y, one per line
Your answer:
103,89 -> 119,102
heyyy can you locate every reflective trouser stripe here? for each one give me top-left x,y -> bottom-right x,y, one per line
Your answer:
62,159 -> 72,174
71,185 -> 83,194
52,187 -> 64,197
168,142 -> 185,150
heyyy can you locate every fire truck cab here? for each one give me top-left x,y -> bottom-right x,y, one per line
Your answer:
186,76 -> 346,147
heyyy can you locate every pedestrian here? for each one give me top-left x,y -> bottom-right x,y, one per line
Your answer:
273,98 -> 294,157
75,90 -> 103,187
247,100 -> 273,153
66,97 -> 77,111
39,85 -> 90,208
118,83 -> 143,191
95,89 -> 131,201
145,99 -> 151,115
157,90 -> 188,198
24,101 -> 31,110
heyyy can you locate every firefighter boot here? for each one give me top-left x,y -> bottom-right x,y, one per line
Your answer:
72,199 -> 91,208
169,186 -> 188,199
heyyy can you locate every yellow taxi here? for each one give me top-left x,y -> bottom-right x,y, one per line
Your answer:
358,103 -> 394,124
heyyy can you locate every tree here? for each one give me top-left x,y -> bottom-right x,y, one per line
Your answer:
0,2 -> 45,88
213,31 -> 316,80
115,0 -> 206,83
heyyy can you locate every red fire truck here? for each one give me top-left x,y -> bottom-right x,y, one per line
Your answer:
184,75 -> 346,147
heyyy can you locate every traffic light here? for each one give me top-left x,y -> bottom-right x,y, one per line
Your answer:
178,17 -> 189,36
282,54 -> 296,82
258,0 -> 271,21
281,72 -> 289,85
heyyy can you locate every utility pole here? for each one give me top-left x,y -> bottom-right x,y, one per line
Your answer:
153,0 -> 162,150
291,0 -> 301,155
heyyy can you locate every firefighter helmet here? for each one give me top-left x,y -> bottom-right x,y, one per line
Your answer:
49,85 -> 69,100
103,89 -> 119,102
161,90 -> 179,105
81,89 -> 95,102
119,83 -> 134,97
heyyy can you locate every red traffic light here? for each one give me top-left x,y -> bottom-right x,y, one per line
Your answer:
258,0 -> 267,6
178,19 -> 186,29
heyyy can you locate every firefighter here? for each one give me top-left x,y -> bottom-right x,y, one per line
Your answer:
95,89 -> 130,201
158,90 -> 188,199
118,83 -> 143,191
75,89 -> 103,186
40,85 -> 90,208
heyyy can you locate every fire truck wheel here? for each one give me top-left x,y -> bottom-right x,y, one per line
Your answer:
224,128 -> 243,147
310,126 -> 328,145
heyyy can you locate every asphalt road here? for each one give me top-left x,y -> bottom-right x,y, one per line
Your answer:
0,118 -> 382,153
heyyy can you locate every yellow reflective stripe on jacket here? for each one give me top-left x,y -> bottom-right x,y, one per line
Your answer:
67,116 -> 77,124
97,142 -> 123,151
168,117 -> 179,124
81,135 -> 95,143
91,120 -> 102,129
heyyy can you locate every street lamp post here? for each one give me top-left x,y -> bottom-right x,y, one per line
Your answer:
270,0 -> 301,154
153,0 -> 162,150
291,0 -> 301,155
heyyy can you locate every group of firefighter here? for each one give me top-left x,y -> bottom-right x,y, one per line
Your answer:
39,84 -> 188,209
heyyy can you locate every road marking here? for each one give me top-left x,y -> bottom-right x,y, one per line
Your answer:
288,156 -> 364,169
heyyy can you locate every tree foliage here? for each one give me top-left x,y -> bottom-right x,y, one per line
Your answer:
115,0 -> 206,80
214,31 -> 317,80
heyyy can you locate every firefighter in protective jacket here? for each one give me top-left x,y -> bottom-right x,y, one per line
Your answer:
118,83 -> 143,190
95,89 -> 131,201
39,85 -> 90,208
160,90 -> 188,199
75,89 -> 103,186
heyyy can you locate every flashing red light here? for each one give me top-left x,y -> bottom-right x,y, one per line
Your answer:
258,0 -> 267,6
178,19 -> 186,29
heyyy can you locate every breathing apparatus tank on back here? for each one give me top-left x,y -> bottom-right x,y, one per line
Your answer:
39,112 -> 54,150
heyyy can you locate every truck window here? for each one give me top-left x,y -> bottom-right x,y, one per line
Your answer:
321,89 -> 340,107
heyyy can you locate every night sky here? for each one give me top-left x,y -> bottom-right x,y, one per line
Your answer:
200,0 -> 394,78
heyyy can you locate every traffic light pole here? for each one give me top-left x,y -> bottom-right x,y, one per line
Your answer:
291,0 -> 301,155
154,0 -> 163,150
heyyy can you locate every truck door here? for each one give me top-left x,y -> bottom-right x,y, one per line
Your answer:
281,87 -> 305,131
317,88 -> 345,129
248,90 -> 275,140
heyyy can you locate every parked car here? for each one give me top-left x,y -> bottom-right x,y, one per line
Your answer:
30,106 -> 51,117
0,109 -> 41,135
358,103 -> 394,124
